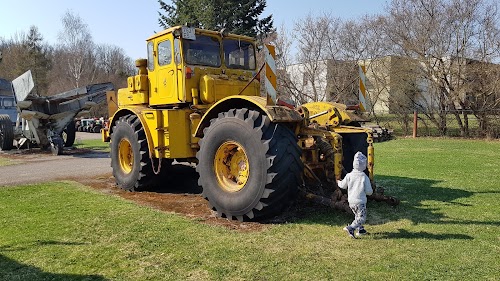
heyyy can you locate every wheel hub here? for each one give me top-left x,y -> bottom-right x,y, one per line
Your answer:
214,141 -> 249,192
118,138 -> 133,174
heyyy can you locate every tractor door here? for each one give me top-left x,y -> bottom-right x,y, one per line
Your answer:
150,37 -> 178,106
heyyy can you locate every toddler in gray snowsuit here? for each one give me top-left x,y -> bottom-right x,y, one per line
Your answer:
337,151 -> 373,238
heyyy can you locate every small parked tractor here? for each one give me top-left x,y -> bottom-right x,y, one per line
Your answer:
102,26 -> 398,221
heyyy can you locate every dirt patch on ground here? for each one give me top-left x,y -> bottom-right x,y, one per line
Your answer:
72,164 -> 270,232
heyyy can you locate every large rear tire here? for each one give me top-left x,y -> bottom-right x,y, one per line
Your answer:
110,115 -> 154,191
197,108 -> 303,221
0,114 -> 14,151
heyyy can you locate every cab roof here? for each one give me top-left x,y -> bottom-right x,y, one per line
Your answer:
146,26 -> 255,42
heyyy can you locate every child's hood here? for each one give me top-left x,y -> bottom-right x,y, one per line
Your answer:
352,151 -> 367,172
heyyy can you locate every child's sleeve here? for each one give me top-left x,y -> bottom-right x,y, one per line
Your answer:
337,175 -> 348,190
364,175 -> 373,195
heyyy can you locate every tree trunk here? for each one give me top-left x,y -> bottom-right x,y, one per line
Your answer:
452,110 -> 465,137
463,112 -> 469,137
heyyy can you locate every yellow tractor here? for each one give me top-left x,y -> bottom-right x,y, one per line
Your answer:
102,26 -> 397,221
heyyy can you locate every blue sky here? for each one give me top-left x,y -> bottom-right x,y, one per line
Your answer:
0,0 -> 386,60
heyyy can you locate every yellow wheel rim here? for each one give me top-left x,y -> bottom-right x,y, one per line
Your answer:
214,141 -> 250,192
118,138 -> 133,174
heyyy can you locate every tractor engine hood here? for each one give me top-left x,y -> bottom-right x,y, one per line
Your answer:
199,73 -> 260,104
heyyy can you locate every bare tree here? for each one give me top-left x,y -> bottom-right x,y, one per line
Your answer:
266,25 -> 296,104
383,0 -> 500,136
289,14 -> 340,103
52,11 -> 97,92
95,44 -> 134,79
281,13 -> 393,112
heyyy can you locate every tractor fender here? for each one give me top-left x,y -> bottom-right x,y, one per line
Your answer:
194,96 -> 303,138
107,106 -> 155,156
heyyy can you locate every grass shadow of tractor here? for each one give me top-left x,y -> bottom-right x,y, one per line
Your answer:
130,166 -> 497,232
0,254 -> 107,280
373,175 -> 499,227
292,175 -> 498,232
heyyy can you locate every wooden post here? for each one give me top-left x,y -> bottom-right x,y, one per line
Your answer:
413,110 -> 418,138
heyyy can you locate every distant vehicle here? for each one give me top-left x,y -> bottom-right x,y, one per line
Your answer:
76,118 -> 103,133
77,118 -> 95,132
0,78 -> 17,124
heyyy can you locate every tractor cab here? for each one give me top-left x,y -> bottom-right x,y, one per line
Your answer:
120,26 -> 260,109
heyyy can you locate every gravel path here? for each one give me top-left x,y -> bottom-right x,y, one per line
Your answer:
0,131 -> 111,186
0,151 -> 111,186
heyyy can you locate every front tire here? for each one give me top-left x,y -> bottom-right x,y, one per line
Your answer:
110,115 -> 154,191
0,114 -> 14,151
50,137 -> 64,155
197,108 -> 303,221
62,121 -> 76,147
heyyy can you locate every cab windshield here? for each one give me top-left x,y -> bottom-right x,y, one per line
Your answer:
182,35 -> 221,67
223,39 -> 256,70
182,35 -> 256,70
0,96 -> 15,108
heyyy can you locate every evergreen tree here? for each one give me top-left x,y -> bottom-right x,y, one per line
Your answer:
158,0 -> 274,37
24,26 -> 51,95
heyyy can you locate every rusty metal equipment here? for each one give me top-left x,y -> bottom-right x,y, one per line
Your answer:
0,70 -> 114,155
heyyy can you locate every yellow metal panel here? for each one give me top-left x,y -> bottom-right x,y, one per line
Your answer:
127,76 -> 136,91
189,113 -> 201,149
164,109 -> 196,158
199,74 -> 259,104
117,88 -> 148,106
177,66 -> 187,103
135,75 -> 148,91
141,110 -> 164,158
139,108 -> 196,159
301,102 -> 352,126
106,91 -> 118,117
200,74 -> 216,104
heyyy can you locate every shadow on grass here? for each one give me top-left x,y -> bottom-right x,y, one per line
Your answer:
123,162 -> 497,236
0,254 -> 107,280
0,241 -> 88,252
35,240 -> 88,246
374,175 -> 499,227
288,175 -> 498,240
373,229 -> 473,240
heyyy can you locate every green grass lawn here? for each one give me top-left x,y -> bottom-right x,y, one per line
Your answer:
0,138 -> 498,280
73,139 -> 110,152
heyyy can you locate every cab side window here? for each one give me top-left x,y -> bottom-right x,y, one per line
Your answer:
158,40 -> 172,66
147,42 -> 154,70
